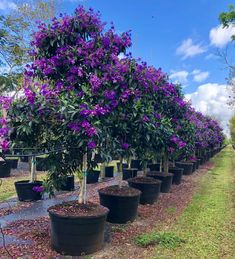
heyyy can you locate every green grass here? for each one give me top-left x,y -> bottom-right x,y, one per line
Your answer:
135,231 -> 185,249
150,146 -> 235,259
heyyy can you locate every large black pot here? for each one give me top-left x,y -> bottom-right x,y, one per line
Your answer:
0,160 -> 11,178
98,185 -> 141,224
15,180 -> 43,201
175,162 -> 193,175
148,163 -> 160,171
48,203 -> 109,256
196,159 -> 201,168
6,158 -> 18,169
122,168 -> 138,180
86,170 -> 100,184
130,159 -> 142,170
146,172 -> 173,193
105,166 -> 114,178
198,156 -> 205,165
169,167 -> 183,185
127,177 -> 161,204
117,162 -> 128,172
60,176 -> 75,191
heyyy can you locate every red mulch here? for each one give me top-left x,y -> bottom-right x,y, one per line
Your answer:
0,162 -> 214,258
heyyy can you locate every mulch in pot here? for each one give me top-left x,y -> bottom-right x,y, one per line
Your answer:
98,185 -> 141,224
146,171 -> 173,193
127,177 -> 161,204
48,201 -> 109,256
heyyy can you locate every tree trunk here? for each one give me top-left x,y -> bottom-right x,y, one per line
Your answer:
30,156 -> 36,182
163,152 -> 169,174
118,156 -> 123,188
100,162 -> 106,179
143,160 -> 148,176
79,153 -> 87,204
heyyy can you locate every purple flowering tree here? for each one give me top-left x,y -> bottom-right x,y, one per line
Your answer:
1,6 -> 132,202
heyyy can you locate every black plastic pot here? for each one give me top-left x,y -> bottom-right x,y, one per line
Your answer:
15,180 -> 43,201
127,177 -> 161,204
48,203 -> 109,256
98,185 -> 141,224
20,156 -> 29,162
6,159 -> 18,169
36,157 -> 49,171
117,162 -> 128,172
196,159 -> 201,168
146,172 -> 173,193
60,176 -> 75,191
86,170 -> 100,184
198,156 -> 205,165
0,160 -> 11,178
122,168 -> 138,180
175,162 -> 193,175
148,163 -> 160,171
169,167 -> 184,185
130,159 -> 142,170
105,166 -> 114,177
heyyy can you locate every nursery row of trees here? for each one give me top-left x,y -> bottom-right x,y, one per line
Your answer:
0,6 -> 225,195
0,6 -> 226,256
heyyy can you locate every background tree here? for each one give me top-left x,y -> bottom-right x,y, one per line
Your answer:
0,0 -> 56,94
229,114 -> 235,145
219,5 -> 235,107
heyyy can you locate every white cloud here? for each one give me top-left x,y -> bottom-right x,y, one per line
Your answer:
169,70 -> 189,85
176,38 -> 207,60
210,24 -> 235,48
192,70 -> 209,82
0,0 -> 17,10
185,83 -> 234,136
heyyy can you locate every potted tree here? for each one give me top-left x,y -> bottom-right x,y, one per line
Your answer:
2,6 -> 134,255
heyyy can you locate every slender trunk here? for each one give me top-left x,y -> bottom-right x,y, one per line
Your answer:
79,153 -> 87,204
159,158 -> 162,172
30,156 -> 36,182
172,159 -> 175,167
143,161 -> 148,176
127,157 -> 131,168
163,152 -> 169,174
100,162 -> 106,179
118,156 -> 123,188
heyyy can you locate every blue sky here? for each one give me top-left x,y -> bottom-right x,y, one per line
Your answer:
0,0 -> 234,134
55,0 -> 233,93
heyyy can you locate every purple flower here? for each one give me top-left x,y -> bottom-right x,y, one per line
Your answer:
143,116 -> 150,122
68,122 -> 80,132
121,143 -> 129,150
24,88 -> 35,105
85,126 -> 97,137
0,96 -> 12,110
104,90 -> 116,100
89,74 -> 102,92
87,141 -> 97,149
1,139 -> 9,151
0,127 -> 9,137
32,185 -> 43,193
